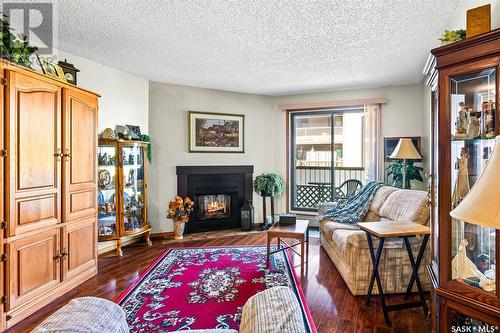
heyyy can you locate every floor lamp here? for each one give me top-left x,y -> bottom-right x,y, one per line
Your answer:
390,138 -> 422,189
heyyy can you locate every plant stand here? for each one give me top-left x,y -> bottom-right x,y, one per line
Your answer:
261,194 -> 275,230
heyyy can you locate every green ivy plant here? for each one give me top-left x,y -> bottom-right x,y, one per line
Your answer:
0,15 -> 38,68
140,134 -> 152,163
254,173 -> 285,197
438,29 -> 466,44
386,160 -> 423,189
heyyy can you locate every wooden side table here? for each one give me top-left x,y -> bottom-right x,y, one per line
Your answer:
266,219 -> 310,275
357,221 -> 430,327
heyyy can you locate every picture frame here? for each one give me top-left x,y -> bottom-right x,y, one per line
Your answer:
383,136 -> 422,161
37,55 -> 67,83
188,111 -> 245,153
126,124 -> 142,139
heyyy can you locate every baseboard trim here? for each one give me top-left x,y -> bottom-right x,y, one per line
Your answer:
150,231 -> 175,239
98,236 -> 143,255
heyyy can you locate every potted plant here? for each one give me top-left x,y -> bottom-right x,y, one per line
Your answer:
386,160 -> 424,189
254,173 -> 285,197
0,16 -> 38,68
167,196 -> 194,240
438,29 -> 466,45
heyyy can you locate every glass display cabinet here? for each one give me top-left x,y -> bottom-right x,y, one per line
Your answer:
426,29 -> 500,332
98,139 -> 151,256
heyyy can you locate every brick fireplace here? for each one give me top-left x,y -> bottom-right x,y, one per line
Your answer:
176,165 -> 253,233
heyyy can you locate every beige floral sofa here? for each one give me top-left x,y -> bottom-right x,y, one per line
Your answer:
318,185 -> 431,295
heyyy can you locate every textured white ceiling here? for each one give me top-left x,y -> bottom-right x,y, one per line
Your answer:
56,0 -> 459,95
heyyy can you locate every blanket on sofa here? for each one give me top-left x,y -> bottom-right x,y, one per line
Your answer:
316,181 -> 385,224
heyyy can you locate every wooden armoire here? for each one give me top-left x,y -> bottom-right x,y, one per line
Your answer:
426,29 -> 500,331
0,60 -> 99,330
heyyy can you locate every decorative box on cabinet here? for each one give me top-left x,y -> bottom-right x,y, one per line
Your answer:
98,139 -> 151,256
425,29 -> 500,331
1,60 -> 99,330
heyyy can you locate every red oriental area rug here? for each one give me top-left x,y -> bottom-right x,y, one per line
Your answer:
117,245 -> 316,332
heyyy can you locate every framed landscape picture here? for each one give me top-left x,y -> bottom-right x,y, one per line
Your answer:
188,111 -> 245,153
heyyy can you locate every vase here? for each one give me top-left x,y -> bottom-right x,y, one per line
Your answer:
174,220 -> 185,240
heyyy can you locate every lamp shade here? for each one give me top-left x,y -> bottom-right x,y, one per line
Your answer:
450,136 -> 500,229
390,138 -> 422,159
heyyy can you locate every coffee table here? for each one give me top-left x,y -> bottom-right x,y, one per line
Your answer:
266,219 -> 309,275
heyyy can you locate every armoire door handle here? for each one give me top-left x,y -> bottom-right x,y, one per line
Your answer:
61,248 -> 69,260
54,250 -> 62,263
63,150 -> 72,159
54,149 -> 63,161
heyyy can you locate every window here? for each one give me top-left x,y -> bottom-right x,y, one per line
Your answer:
289,108 -> 365,212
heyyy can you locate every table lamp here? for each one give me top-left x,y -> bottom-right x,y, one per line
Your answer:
450,136 -> 500,228
390,138 -> 422,189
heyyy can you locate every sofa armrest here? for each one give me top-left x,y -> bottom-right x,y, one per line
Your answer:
317,201 -> 338,215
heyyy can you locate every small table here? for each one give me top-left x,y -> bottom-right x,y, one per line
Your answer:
266,219 -> 310,275
357,221 -> 430,327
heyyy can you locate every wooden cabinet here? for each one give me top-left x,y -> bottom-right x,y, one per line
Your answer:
0,61 -> 99,330
5,70 -> 62,236
6,229 -> 61,311
98,139 -> 151,256
426,29 -> 500,331
62,216 -> 97,281
0,61 -> 5,331
63,88 -> 98,223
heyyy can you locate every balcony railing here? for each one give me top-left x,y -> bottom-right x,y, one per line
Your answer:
294,166 -> 365,210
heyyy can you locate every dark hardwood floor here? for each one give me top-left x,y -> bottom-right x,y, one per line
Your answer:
6,232 -> 429,333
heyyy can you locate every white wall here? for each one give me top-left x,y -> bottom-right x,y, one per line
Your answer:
149,82 -> 426,233
148,82 -> 276,233
54,50 -> 149,133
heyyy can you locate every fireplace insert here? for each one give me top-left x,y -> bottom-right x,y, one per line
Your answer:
197,194 -> 231,220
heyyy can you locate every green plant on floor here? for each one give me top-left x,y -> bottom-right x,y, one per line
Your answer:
254,173 -> 285,197
0,15 -> 38,68
386,160 -> 423,189
438,29 -> 466,44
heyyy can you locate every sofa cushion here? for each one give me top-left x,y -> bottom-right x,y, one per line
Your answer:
240,286 -> 305,333
320,220 -> 359,247
379,189 -> 429,224
369,186 -> 399,215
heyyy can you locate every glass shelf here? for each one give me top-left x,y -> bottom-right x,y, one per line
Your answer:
449,67 -> 496,295
122,144 -> 146,232
98,145 -> 118,237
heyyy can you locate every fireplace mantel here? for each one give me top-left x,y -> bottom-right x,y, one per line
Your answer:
176,165 -> 254,233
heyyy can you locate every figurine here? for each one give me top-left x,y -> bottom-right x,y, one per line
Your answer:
451,239 -> 494,291
477,254 -> 490,273
467,110 -> 481,138
484,102 -> 495,138
454,102 -> 469,139
128,153 -> 135,165
452,147 -> 470,207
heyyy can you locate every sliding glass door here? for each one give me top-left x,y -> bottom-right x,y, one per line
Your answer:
290,108 -> 365,212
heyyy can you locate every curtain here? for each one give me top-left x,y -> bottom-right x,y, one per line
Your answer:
363,104 -> 382,181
